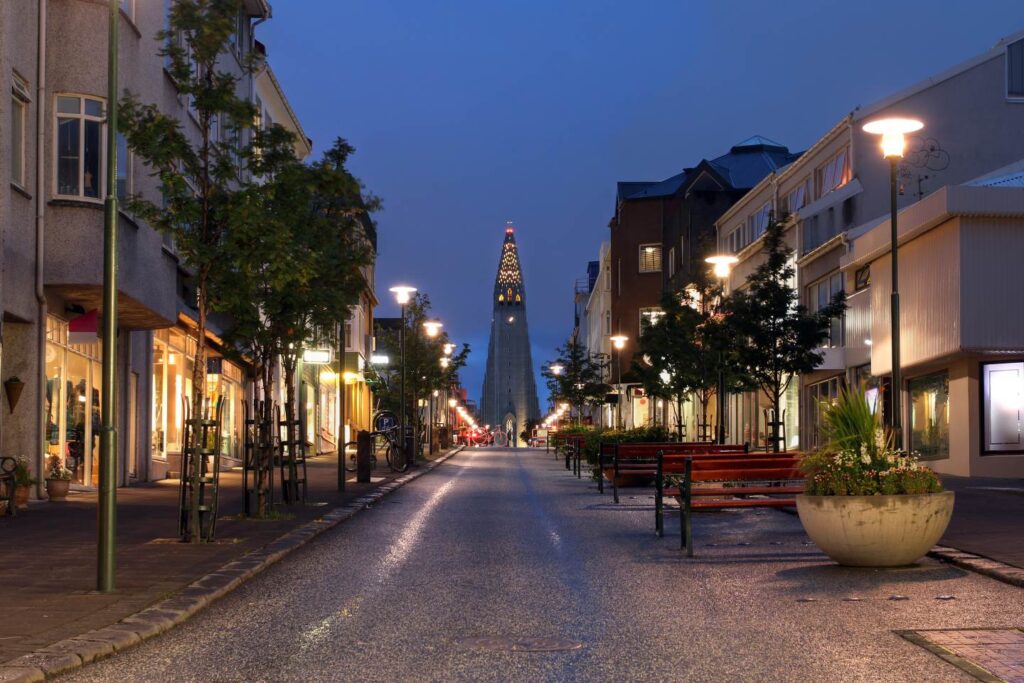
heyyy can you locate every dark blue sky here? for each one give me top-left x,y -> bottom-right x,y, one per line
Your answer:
260,1 -> 1023,408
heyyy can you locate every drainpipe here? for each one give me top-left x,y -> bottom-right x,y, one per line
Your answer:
33,0 -> 47,499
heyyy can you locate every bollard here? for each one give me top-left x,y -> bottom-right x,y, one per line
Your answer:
356,430 -> 372,483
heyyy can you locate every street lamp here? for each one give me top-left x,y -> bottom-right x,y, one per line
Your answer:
609,334 -> 628,429
862,117 -> 923,451
389,285 -> 417,466
423,320 -> 443,337
443,342 -> 455,356
549,362 -> 564,376
706,254 -> 738,444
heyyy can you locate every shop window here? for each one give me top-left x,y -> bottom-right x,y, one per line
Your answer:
638,244 -> 661,273
909,372 -> 950,460
806,376 -> 843,449
56,95 -> 105,200
982,362 -> 1024,453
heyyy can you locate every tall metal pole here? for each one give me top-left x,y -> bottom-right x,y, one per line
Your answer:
399,303 -> 407,466
98,0 -> 119,593
337,321 -> 345,492
615,348 -> 622,430
889,158 -> 903,451
716,350 -> 726,445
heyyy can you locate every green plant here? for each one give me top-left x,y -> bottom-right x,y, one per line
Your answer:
45,455 -> 73,481
800,390 -> 942,496
14,456 -> 37,487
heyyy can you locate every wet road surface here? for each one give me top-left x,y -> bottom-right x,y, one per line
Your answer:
62,447 -> 1024,682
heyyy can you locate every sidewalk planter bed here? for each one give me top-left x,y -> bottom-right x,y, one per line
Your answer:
795,388 -> 953,567
796,492 -> 954,567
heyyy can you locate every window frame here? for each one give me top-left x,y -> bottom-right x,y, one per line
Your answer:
638,307 -> 664,336
53,94 -> 107,202
10,92 -> 27,190
638,243 -> 662,273
119,0 -> 136,23
815,146 -> 851,199
807,272 -> 845,348
854,265 -> 870,291
1006,37 -> 1024,101
981,361 -> 1024,454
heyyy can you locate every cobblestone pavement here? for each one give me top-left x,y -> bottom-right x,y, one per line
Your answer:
61,447 -> 1024,683
0,450 -> 449,666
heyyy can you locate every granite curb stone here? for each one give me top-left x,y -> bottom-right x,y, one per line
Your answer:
929,545 -> 1024,588
0,446 -> 464,681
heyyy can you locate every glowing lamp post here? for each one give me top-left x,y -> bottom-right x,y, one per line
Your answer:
610,335 -> 626,428
862,117 -> 923,450
422,320 -> 443,338
705,254 -> 738,444
389,285 -> 417,466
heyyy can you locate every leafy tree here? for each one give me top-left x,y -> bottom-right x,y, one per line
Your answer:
368,294 -> 470,458
120,0 -> 256,539
725,218 -> 845,451
542,339 -> 610,425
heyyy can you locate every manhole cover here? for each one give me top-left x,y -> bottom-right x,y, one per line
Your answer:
455,636 -> 584,653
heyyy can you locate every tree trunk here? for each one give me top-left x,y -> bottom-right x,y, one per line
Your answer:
256,357 -> 275,517
675,396 -> 684,442
187,277 -> 208,543
771,386 -> 782,453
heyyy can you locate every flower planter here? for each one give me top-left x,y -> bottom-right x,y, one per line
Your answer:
14,484 -> 30,510
796,492 -> 954,567
45,479 -> 70,501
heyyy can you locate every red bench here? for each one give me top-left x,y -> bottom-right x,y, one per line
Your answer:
655,452 -> 805,556
603,442 -> 749,502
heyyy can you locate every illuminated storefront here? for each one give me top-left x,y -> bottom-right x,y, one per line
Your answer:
44,316 -> 102,487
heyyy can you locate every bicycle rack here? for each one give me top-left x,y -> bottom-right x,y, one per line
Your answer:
277,407 -> 307,505
243,399 -> 275,516
178,396 -> 225,542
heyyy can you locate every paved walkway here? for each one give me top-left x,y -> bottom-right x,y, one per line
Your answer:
60,447 -> 1024,682
0,449 -> 452,666
940,475 -> 1024,569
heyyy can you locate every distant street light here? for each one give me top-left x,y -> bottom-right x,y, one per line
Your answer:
609,335 -> 628,429
389,285 -> 417,467
862,117 -> 924,450
423,320 -> 443,337
549,362 -> 564,375
706,254 -> 736,444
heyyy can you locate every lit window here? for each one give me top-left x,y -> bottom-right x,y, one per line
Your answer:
639,307 -> 663,335
815,146 -> 851,198
638,244 -> 661,273
983,362 -> 1023,453
909,372 -> 950,460
56,95 -> 105,200
1008,38 -> 1024,99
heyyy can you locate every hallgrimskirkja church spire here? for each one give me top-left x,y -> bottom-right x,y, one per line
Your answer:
480,223 -> 540,445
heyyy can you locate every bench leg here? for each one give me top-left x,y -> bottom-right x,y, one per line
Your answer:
682,459 -> 693,556
655,459 -> 663,538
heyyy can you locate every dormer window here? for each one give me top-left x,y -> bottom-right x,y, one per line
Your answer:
1007,38 -> 1024,99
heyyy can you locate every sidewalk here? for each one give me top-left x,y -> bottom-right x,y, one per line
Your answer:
0,449 -> 455,666
939,474 -> 1024,569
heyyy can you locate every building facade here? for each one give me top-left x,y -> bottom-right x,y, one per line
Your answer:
717,31 -> 1024,476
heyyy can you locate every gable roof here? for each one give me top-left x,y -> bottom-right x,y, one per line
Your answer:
618,136 -> 800,201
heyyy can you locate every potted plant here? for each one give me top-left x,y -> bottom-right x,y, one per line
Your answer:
44,455 -> 73,501
13,456 -> 37,510
796,387 -> 954,567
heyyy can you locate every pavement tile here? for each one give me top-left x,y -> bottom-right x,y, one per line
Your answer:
0,667 -> 45,683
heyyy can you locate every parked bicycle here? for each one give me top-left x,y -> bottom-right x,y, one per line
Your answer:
343,425 -> 408,473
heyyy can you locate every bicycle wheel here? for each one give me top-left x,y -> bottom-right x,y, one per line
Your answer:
343,441 -> 359,472
386,440 -> 408,473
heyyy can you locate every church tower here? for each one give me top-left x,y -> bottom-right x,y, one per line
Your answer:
480,223 -> 541,444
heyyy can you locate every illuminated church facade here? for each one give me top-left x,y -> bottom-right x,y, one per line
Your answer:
480,224 -> 541,445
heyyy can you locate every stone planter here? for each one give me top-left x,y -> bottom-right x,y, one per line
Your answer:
796,492 -> 955,567
45,478 -> 70,501
14,484 -> 30,510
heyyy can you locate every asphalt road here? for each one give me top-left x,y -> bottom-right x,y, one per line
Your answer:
63,447 -> 1024,682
